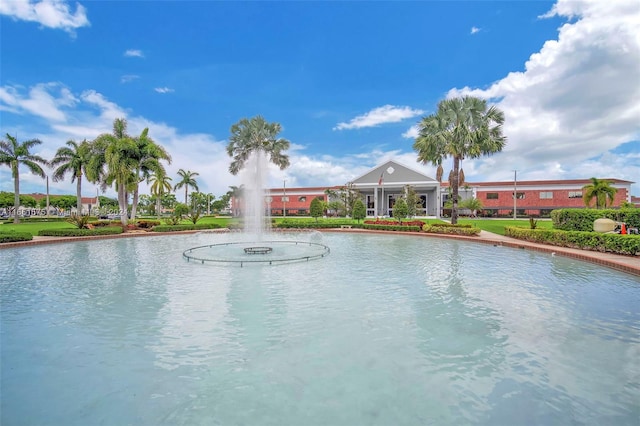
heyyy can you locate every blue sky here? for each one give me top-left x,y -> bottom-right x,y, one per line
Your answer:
1,0 -> 639,199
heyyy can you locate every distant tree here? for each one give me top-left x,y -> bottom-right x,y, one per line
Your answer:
0,134 -> 48,223
50,139 -> 92,215
413,96 -> 506,224
20,195 -> 37,208
226,115 -> 290,175
404,185 -> 422,217
149,170 -> 173,219
620,200 -> 635,209
393,197 -> 409,223
352,198 -> 366,223
50,195 -> 77,211
173,202 -> 189,218
460,197 -> 483,217
582,177 -> 617,209
310,197 -> 324,222
174,169 -> 199,204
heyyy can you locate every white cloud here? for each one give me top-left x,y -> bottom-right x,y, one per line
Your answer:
0,82 -> 77,122
446,0 -> 640,190
402,125 -> 419,139
124,49 -> 144,58
334,105 -> 425,130
120,75 -> 139,83
470,26 -> 481,34
0,0 -> 89,34
154,87 -> 174,94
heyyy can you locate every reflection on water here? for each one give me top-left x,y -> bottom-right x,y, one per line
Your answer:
1,233 -> 639,425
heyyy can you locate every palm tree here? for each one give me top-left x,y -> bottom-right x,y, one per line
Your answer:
50,139 -> 92,215
90,118 -> 138,227
413,96 -> 506,224
174,169 -> 199,204
149,170 -> 172,218
129,128 -> 171,220
0,134 -> 48,223
582,177 -> 617,209
226,115 -> 290,175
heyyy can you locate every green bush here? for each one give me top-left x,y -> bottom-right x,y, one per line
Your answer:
275,219 -> 358,229
152,223 -> 222,232
505,226 -> 640,255
38,227 -> 124,237
88,220 -> 113,227
427,222 -> 474,229
551,208 -> 640,231
362,224 -> 421,232
422,224 -> 481,236
0,232 -> 34,243
137,220 -> 160,229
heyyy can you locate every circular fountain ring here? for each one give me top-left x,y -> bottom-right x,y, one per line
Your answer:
183,240 -> 330,266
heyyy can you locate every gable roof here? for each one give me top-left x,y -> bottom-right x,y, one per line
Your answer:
351,160 -> 436,186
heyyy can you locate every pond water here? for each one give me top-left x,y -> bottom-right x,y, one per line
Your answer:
1,232 -> 639,425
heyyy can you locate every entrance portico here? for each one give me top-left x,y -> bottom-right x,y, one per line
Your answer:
350,160 -> 440,217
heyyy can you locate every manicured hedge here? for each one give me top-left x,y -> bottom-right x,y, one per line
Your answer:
276,221 -> 362,229
422,224 -> 481,236
362,224 -> 421,232
551,208 -> 640,231
505,226 -> 640,255
152,223 -> 222,232
38,227 -> 124,237
364,219 -> 426,228
427,223 -> 474,229
0,232 -> 33,243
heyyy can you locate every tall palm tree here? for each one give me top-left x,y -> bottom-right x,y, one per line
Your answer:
149,170 -> 172,219
129,128 -> 171,220
413,96 -> 506,224
174,169 -> 199,204
50,139 -> 92,215
0,134 -> 48,223
90,118 -> 138,227
582,177 -> 617,209
226,115 -> 290,175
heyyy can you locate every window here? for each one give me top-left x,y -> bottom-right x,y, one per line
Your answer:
568,191 -> 582,199
539,192 -> 553,199
298,196 -> 306,202
513,192 -> 525,200
486,193 -> 498,199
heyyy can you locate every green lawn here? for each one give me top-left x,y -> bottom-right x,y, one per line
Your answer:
0,221 -> 76,236
1,216 -> 552,237
457,218 -> 553,235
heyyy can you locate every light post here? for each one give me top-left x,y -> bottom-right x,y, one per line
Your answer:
283,179 -> 287,217
513,170 -> 517,220
46,175 -> 50,219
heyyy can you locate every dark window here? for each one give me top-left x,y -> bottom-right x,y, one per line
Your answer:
486,193 -> 498,199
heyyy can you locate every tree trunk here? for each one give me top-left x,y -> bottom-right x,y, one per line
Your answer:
131,186 -> 139,222
185,187 -> 188,205
76,174 -> 83,215
13,162 -> 20,224
156,194 -> 162,219
451,156 -> 460,225
118,184 -> 128,227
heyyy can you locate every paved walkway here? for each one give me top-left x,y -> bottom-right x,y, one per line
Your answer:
2,228 -> 639,277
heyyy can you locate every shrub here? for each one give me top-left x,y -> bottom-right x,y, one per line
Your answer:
551,208 -> 640,231
137,220 -> 160,229
38,227 -> 124,237
0,232 -> 33,243
362,224 -> 421,232
422,224 -> 481,236
66,214 -> 91,229
88,220 -> 113,227
505,226 -> 640,255
364,219 -> 425,228
152,223 -> 222,232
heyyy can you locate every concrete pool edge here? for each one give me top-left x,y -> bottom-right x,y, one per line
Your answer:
1,227 -> 639,277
